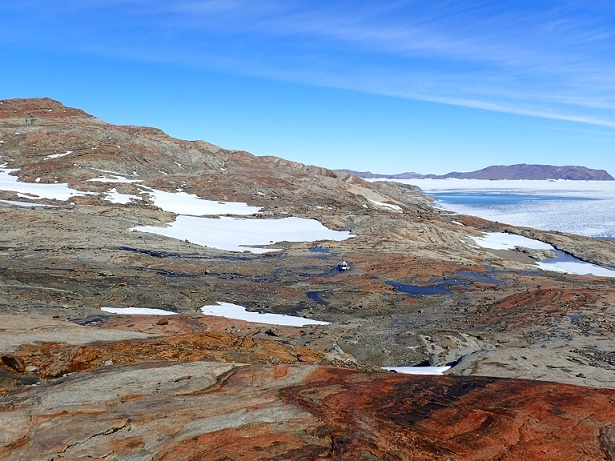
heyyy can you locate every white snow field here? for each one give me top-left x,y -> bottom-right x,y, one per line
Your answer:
200,302 -> 330,326
100,303 -> 329,326
1,168 -> 351,252
88,172 -> 261,215
368,199 -> 403,212
471,232 -> 615,277
0,167 -> 95,201
139,187 -> 262,216
103,188 -> 141,205
469,232 -> 553,251
0,199 -> 56,207
134,215 -> 353,253
535,257 -> 615,277
44,151 -> 73,160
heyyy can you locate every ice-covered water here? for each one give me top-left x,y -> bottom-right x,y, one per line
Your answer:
471,232 -> 615,277
392,179 -> 615,239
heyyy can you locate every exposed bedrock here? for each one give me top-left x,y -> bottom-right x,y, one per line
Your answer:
2,98 -> 615,459
2,362 -> 615,460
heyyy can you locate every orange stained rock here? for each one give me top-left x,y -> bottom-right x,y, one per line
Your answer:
4,331 -> 330,379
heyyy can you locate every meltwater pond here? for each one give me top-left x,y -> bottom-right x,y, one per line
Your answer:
386,270 -> 503,296
387,281 -> 453,296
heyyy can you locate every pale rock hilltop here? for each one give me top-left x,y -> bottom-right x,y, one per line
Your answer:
1,98 -> 615,460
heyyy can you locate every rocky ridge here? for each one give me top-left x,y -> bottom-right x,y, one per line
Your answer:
1,98 -> 615,459
341,163 -> 615,180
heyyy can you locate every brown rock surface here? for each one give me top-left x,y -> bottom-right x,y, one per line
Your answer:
3,326 -> 334,379
2,98 -> 615,459
2,362 -> 615,460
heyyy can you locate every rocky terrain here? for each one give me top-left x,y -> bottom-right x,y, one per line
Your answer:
341,164 -> 615,180
1,98 -> 615,459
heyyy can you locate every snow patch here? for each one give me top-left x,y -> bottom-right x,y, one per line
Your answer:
383,366 -> 451,375
104,188 -> 142,205
44,151 -> 73,160
368,199 -> 403,212
471,232 -> 615,278
200,302 -> 329,326
537,258 -> 615,278
142,188 -> 261,216
133,215 -> 353,253
87,175 -> 143,184
0,199 -> 56,208
101,307 -> 177,315
469,232 -> 553,250
0,167 -> 95,201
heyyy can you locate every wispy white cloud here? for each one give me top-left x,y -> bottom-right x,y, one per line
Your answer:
2,0 -> 614,128
130,1 -> 615,125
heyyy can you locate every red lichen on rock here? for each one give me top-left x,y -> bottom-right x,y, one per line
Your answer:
281,367 -> 615,460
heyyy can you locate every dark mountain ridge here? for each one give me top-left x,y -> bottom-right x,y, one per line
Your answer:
340,163 -> 614,181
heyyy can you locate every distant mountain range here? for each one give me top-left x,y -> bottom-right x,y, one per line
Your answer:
338,164 -> 614,181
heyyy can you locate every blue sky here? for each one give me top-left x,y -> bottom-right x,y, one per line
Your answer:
1,1 -> 614,174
